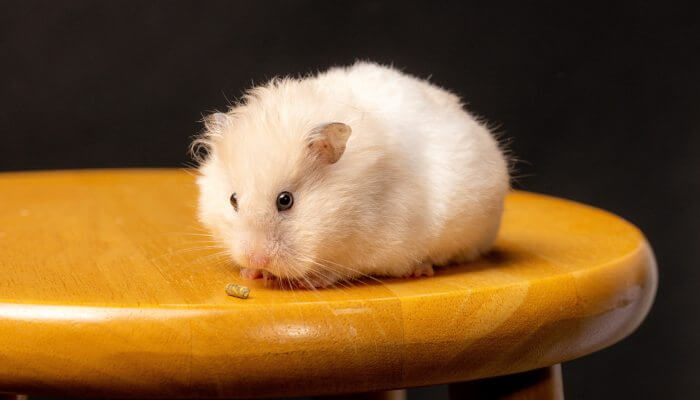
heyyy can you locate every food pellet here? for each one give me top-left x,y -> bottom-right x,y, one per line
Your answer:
225,283 -> 250,299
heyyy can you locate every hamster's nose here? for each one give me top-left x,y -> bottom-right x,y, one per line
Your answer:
247,250 -> 270,268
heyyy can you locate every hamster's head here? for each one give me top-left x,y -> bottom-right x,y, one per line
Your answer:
194,111 -> 356,286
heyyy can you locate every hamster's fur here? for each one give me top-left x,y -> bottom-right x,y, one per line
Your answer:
193,61 -> 509,288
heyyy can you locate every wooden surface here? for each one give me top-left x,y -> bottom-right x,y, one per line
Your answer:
448,365 -> 564,400
0,169 -> 657,398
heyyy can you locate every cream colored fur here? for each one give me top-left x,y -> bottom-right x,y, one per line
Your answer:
193,61 -> 510,287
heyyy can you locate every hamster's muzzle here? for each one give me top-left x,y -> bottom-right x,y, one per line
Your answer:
245,249 -> 270,269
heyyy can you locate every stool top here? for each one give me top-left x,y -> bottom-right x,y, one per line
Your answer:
0,169 -> 657,398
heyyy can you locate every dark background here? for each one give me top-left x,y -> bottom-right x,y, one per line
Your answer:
2,1 -> 699,398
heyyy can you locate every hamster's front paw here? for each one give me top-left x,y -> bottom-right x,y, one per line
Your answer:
402,262 -> 435,278
240,267 -> 263,280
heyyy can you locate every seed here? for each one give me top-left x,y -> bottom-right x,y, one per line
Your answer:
225,283 -> 250,299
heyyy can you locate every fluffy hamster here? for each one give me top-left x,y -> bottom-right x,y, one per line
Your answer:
193,61 -> 509,288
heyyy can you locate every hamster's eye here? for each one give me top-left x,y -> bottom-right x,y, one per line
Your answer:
276,191 -> 294,211
229,193 -> 238,211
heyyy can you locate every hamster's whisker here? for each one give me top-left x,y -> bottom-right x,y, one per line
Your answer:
178,239 -> 220,246
290,255 -> 354,290
312,256 -> 385,285
285,248 -> 383,286
176,242 -> 225,249
174,229 -> 216,235
182,242 -> 227,250
162,227 -> 216,238
284,262 -> 299,292
287,255 -> 329,289
282,258 -> 305,292
286,274 -> 294,292
168,246 -> 228,256
298,271 -> 320,293
180,233 -> 217,238
149,248 -> 232,269
172,239 -> 224,248
286,255 -> 332,284
283,251 -> 339,290
195,251 -> 234,263
149,245 -> 227,262
306,266 -> 351,290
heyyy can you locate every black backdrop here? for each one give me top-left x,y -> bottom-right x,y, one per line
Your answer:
2,1 -> 699,399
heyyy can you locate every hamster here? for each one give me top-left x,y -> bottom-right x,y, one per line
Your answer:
192,61 -> 509,288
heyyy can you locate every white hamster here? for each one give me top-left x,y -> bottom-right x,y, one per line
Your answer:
193,61 -> 509,288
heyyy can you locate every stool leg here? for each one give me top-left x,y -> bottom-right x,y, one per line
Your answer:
315,389 -> 406,400
448,364 -> 564,400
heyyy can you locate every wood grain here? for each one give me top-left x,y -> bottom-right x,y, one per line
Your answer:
0,169 -> 657,398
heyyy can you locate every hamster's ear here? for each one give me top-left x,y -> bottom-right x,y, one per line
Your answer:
307,122 -> 352,164
191,112 -> 229,163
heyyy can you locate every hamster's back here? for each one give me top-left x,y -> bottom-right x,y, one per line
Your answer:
313,62 -> 510,266
315,62 -> 463,120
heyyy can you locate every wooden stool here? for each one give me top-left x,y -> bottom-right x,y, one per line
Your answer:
0,169 -> 657,399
